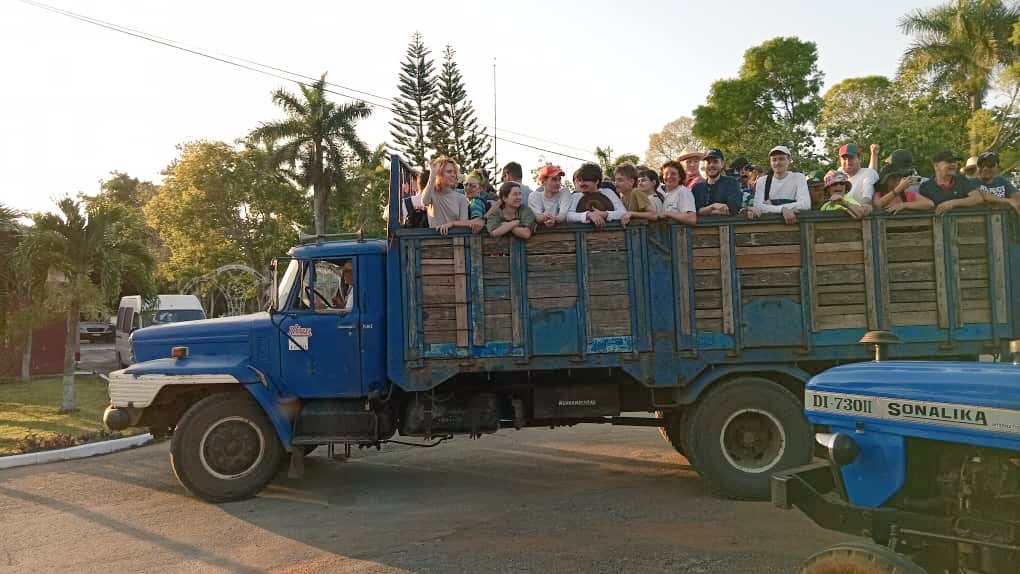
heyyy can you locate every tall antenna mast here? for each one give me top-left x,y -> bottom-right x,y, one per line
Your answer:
493,57 -> 498,172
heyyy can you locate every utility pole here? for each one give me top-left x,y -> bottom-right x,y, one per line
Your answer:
493,58 -> 498,172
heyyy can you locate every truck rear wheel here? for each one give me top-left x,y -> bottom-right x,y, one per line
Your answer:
170,392 -> 283,503
685,377 -> 811,500
799,541 -> 927,574
655,410 -> 688,457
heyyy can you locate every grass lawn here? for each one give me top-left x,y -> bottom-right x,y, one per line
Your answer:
0,375 -> 144,456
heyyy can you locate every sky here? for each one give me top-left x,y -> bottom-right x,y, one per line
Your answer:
0,0 -> 931,215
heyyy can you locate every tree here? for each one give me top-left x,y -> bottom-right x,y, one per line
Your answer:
694,37 -> 824,164
250,73 -> 371,236
17,198 -> 153,411
98,171 -> 157,208
818,75 -> 970,174
145,141 -> 308,287
389,32 -> 436,168
646,117 -> 704,168
429,45 -> 493,174
899,0 -> 1020,113
332,144 -> 390,238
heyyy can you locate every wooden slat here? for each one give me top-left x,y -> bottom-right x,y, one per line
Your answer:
484,299 -> 512,316
695,270 -> 722,290
421,260 -> 454,275
587,279 -> 627,296
888,261 -> 935,282
692,229 -> 720,248
422,305 -> 457,321
697,319 -> 724,332
694,256 -> 721,270
678,229 -> 692,336
883,230 -> 932,244
719,226 -> 735,335
527,253 -> 577,272
863,221 -> 880,330
735,230 -> 801,247
530,296 -> 578,310
815,228 -> 861,243
742,286 -> 801,298
422,274 -> 455,287
405,241 -> 419,353
890,311 -> 938,326
740,267 -> 800,287
735,253 -> 801,268
990,214 -> 1007,323
696,309 -> 723,319
510,242 -> 525,347
525,235 -> 576,255
590,309 -> 631,338
884,217 -> 934,229
694,247 -> 721,257
453,238 -> 468,347
471,235 -> 485,347
815,283 -> 865,294
889,281 -> 936,291
816,265 -> 865,285
695,292 -> 722,309
815,241 -> 863,252
424,330 -> 458,345
961,309 -> 992,324
815,304 -> 867,316
889,301 -> 938,312
949,225 -> 963,328
735,223 -> 794,233
805,223 -> 818,331
420,238 -> 452,247
735,244 -> 800,255
589,294 -> 627,310
890,290 -> 936,303
816,314 -> 868,330
814,252 -> 864,266
934,218 -> 950,330
816,292 -> 868,305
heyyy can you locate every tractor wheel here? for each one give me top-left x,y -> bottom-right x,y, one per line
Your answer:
170,392 -> 282,503
685,377 -> 812,500
800,541 -> 927,574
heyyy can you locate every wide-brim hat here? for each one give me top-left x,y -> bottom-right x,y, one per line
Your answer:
676,147 -> 705,162
824,170 -> 852,190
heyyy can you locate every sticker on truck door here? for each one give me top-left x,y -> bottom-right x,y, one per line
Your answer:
288,325 -> 312,350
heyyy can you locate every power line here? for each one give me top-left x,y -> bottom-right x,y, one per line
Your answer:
18,0 -> 595,161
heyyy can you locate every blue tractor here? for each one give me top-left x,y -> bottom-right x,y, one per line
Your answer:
772,333 -> 1020,573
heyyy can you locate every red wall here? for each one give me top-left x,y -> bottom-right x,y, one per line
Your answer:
0,320 -> 67,378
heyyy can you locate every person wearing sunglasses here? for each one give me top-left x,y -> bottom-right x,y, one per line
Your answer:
974,152 -> 1019,214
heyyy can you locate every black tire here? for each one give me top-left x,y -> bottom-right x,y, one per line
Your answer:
170,392 -> 283,503
800,541 -> 927,574
301,444 -> 319,455
685,377 -> 812,500
655,410 -> 687,456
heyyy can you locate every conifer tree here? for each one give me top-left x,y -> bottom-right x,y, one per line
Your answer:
429,45 -> 493,174
389,32 -> 436,168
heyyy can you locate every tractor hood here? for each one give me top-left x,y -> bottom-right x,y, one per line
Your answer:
808,361 -> 1020,411
131,313 -> 265,362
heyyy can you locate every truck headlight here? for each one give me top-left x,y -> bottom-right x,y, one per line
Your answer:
815,432 -> 859,466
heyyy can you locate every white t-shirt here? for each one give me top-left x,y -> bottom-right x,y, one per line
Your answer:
752,172 -> 811,213
528,188 -> 571,219
848,168 -> 879,204
662,186 -> 695,213
566,188 -> 627,223
647,193 -> 665,214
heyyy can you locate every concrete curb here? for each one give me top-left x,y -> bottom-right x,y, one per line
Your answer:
0,433 -> 154,470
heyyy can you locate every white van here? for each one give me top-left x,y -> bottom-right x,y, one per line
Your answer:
115,294 -> 206,367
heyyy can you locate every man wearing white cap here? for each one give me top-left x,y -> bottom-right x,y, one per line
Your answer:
746,145 -> 810,225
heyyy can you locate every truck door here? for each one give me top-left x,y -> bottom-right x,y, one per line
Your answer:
277,257 -> 363,397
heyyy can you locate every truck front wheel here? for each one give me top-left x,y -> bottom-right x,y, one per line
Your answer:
170,392 -> 283,503
685,377 -> 811,500
799,541 -> 927,574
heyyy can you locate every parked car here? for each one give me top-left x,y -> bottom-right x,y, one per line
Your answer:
78,318 -> 114,343
115,294 -> 206,367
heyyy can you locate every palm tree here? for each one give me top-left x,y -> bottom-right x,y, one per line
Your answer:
17,198 -> 153,412
249,73 -> 372,236
899,0 -> 1020,112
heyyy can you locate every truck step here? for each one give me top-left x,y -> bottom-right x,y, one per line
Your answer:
293,399 -> 394,442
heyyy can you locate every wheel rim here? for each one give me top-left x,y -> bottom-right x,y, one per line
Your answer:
199,416 -> 265,480
718,408 -> 786,473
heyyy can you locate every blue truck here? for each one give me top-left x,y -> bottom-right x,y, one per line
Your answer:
771,338 -> 1020,573
104,157 -> 1019,502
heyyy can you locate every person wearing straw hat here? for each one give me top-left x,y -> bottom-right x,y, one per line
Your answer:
961,155 -> 979,179
676,147 -> 705,188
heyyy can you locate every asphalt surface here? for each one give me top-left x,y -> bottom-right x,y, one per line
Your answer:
4,343 -> 849,573
0,423 -> 848,574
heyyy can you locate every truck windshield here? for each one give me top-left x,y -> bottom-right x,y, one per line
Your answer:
277,258 -> 300,309
144,309 -> 206,325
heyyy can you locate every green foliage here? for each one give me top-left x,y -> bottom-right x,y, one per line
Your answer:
694,37 -> 824,166
98,171 -> 157,208
145,141 -> 307,286
594,147 -> 639,179
330,145 -> 390,238
899,0 -> 1020,112
645,117 -> 703,168
390,32 -> 437,168
818,75 -> 970,173
249,73 -> 372,235
429,45 -> 493,175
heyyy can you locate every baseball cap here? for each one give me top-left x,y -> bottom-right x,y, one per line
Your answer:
887,149 -> 914,168
806,170 -> 826,185
537,164 -> 565,180
838,143 -> 859,158
931,150 -> 963,163
768,145 -> 791,157
824,170 -> 853,190
977,151 -> 999,166
704,148 -> 724,161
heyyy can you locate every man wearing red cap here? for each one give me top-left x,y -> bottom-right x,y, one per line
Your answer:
838,143 -> 879,210
529,164 -> 571,227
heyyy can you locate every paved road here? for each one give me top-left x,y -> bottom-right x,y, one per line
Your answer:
0,424 -> 847,573
76,342 -> 119,374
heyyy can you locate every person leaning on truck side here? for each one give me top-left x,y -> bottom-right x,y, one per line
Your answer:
659,160 -> 697,225
872,149 -> 934,214
529,164 -> 571,227
463,171 -> 490,221
637,167 -> 665,214
566,162 -> 630,228
422,156 -> 482,236
614,162 -> 658,221
486,181 -> 537,239
677,147 -> 705,189
838,143 -> 879,212
919,150 -> 983,216
692,148 -> 743,216
818,171 -> 866,219
745,145 -> 811,224
973,151 -> 1020,214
